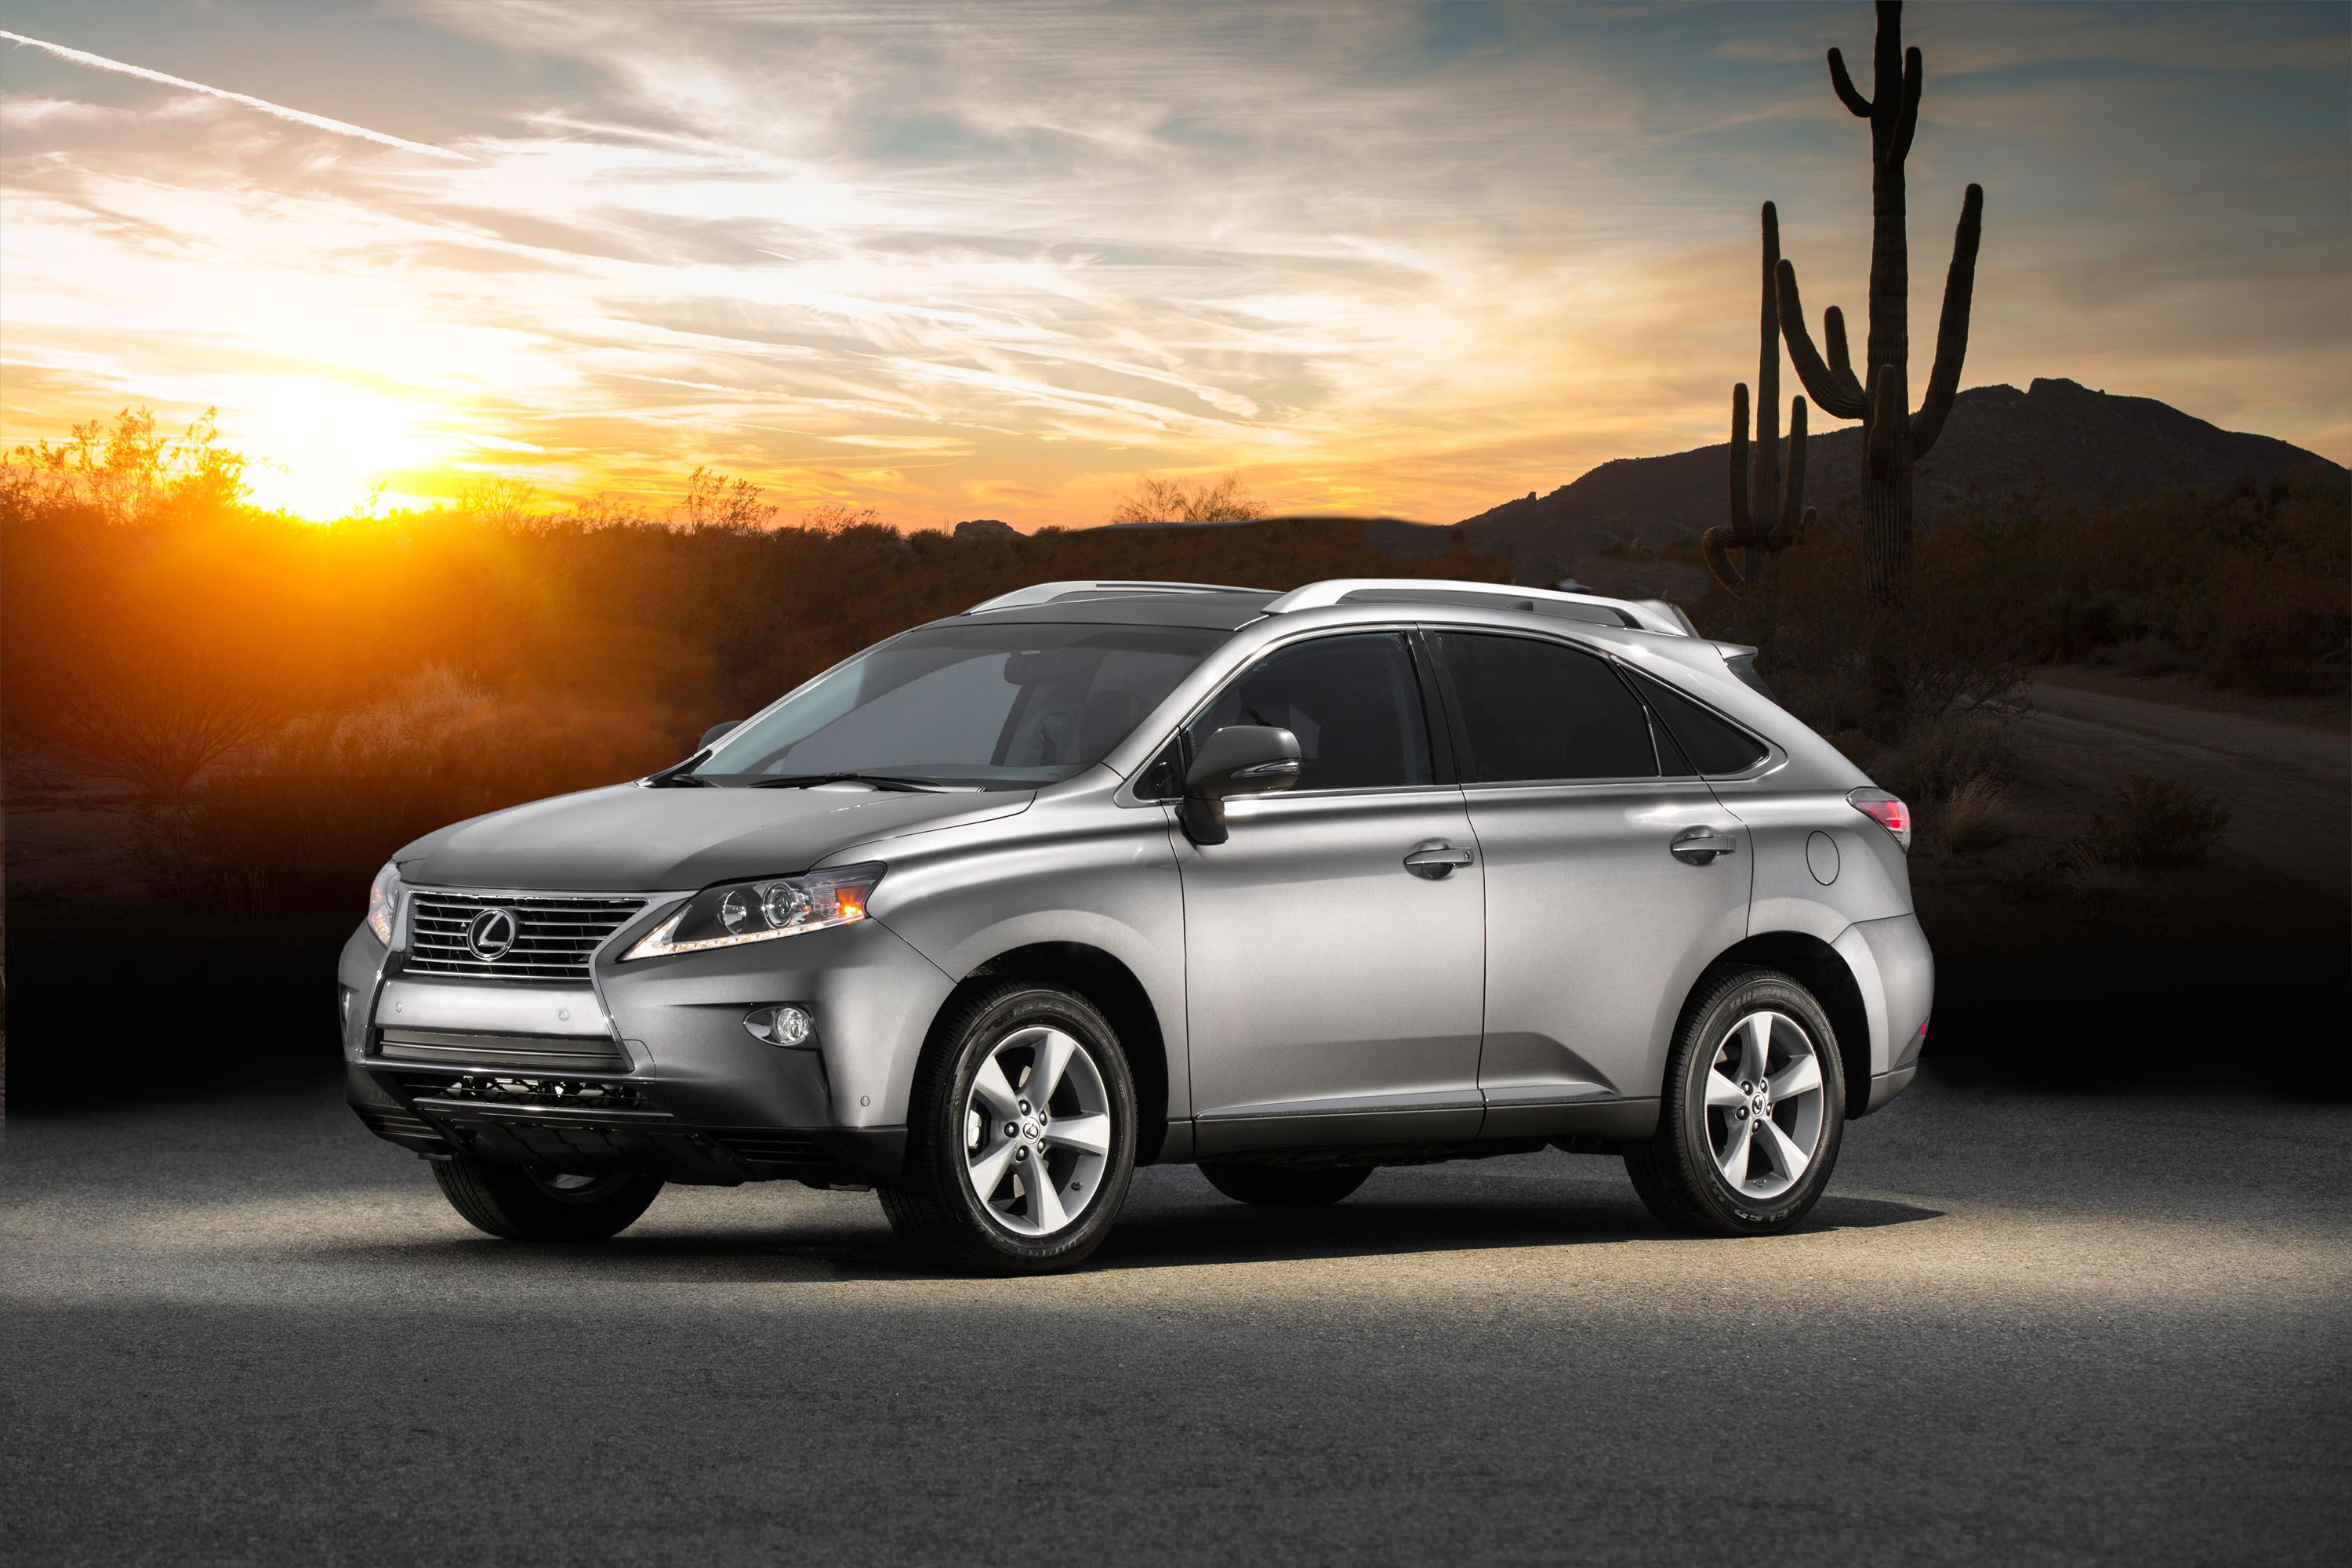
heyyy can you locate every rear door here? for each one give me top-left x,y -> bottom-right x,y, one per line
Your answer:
1427,630 -> 1753,1130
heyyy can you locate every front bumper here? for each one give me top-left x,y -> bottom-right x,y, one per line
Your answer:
338,905 -> 956,1185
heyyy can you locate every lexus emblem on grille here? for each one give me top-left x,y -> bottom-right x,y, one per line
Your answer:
466,907 -> 520,961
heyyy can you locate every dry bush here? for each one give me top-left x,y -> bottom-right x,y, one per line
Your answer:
1875,710 -> 2020,804
150,668 -> 685,912
2088,775 -> 2231,869
1934,772 -> 2028,858
1107,474 -> 1268,525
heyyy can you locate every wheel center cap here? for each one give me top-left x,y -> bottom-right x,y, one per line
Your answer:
1022,1120 -> 1040,1140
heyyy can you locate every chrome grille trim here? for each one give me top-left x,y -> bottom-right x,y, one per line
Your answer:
402,890 -> 648,981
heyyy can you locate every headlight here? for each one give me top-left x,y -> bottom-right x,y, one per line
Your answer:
622,863 -> 884,960
366,862 -> 401,945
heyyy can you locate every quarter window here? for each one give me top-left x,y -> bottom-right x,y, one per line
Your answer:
1621,666 -> 1769,776
1434,632 -> 1658,783
1185,633 -> 1433,793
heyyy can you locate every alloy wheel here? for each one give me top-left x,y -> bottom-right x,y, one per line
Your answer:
960,1024 -> 1113,1237
1702,1010 -> 1828,1203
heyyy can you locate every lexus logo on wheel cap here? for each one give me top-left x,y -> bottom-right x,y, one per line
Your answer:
466,907 -> 519,960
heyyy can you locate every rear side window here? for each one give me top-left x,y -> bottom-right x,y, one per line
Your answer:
1621,666 -> 1769,776
1433,632 -> 1657,782
1186,632 -> 1433,792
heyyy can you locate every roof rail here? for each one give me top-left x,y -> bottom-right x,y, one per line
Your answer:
1261,578 -> 1691,637
964,580 -> 1271,615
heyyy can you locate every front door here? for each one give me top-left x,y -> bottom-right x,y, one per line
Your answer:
1174,631 -> 1486,1153
1426,630 -> 1755,1132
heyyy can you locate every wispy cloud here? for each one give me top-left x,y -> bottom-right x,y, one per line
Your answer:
0,27 -> 470,161
0,1 -> 2343,524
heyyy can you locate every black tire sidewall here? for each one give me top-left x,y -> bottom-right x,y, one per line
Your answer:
917,983 -> 1138,1271
1668,971 -> 1846,1232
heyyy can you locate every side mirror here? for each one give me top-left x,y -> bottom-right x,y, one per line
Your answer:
699,720 -> 742,751
1179,724 -> 1301,845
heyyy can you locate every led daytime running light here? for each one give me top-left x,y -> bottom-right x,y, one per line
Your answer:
623,864 -> 882,960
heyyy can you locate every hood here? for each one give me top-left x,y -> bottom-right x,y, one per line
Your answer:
396,782 -> 1031,892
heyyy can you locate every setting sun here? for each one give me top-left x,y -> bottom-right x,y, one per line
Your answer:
238,382 -> 454,518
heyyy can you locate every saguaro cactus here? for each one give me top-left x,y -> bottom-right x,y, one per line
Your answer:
1775,0 -> 1984,602
1704,201 -> 1813,596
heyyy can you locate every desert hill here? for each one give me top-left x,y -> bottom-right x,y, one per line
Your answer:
1454,377 -> 2339,589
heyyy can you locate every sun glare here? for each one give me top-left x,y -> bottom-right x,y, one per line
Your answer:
239,382 -> 452,520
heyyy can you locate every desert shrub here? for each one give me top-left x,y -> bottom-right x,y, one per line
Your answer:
2115,635 -> 2185,679
1933,772 -> 2027,858
2087,775 -> 2231,869
1875,710 -> 2020,805
147,668 -> 686,912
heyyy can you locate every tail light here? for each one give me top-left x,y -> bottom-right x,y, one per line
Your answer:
1847,789 -> 1911,851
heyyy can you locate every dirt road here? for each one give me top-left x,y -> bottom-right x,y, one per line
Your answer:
2019,669 -> 2347,899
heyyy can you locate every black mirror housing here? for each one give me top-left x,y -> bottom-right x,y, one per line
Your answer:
699,720 -> 742,750
1179,725 -> 1301,844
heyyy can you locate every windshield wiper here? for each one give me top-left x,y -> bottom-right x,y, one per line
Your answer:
748,771 -> 950,793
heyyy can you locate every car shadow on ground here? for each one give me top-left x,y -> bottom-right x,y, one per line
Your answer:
309,1189 -> 1944,1286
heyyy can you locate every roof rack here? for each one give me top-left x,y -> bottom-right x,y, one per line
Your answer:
964,580 -> 1269,614
1262,579 -> 1693,637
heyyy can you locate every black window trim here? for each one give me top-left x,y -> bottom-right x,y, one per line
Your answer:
1421,623 -> 1784,791
1613,658 -> 1777,782
1128,624 -> 1452,802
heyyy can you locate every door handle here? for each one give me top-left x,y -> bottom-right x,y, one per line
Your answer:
1670,829 -> 1739,866
1403,842 -> 1475,879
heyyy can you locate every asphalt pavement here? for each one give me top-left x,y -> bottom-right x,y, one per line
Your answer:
2,1061 -> 2347,1565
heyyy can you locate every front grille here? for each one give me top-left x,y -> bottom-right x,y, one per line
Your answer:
393,1073 -> 647,1111
404,891 -> 646,981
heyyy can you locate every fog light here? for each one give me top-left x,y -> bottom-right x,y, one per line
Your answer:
744,1004 -> 815,1047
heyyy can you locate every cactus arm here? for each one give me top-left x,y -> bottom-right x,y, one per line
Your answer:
1824,306 -> 1867,411
1828,47 -> 1873,117
1727,382 -> 1754,539
1701,527 -> 1748,595
1777,261 -> 1868,421
1771,397 -> 1809,550
1893,47 -> 1923,162
1910,183 -> 1984,459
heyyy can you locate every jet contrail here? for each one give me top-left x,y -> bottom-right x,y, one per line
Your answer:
0,28 -> 471,161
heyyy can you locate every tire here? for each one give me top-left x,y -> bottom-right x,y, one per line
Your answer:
1200,1163 -> 1373,1207
430,1156 -> 663,1242
879,980 -> 1138,1276
1624,965 -> 1846,1237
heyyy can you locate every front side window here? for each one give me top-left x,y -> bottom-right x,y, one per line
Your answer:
1434,631 -> 1658,783
1185,633 -> 1433,793
694,623 -> 1227,789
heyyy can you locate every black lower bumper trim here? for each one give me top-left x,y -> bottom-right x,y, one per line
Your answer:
345,1062 -> 905,1184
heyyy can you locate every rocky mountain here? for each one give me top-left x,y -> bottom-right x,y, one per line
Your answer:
1456,378 -> 2343,590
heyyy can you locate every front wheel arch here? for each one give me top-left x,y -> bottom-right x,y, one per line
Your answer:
947,942 -> 1173,1163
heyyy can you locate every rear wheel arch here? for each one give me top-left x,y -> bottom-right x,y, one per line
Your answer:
1695,931 -> 1874,1119
947,942 -> 1173,1163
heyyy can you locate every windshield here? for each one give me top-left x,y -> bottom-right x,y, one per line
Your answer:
691,622 -> 1229,789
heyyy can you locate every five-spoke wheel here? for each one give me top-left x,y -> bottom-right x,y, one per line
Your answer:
960,1023 -> 1116,1237
1626,965 -> 1846,1236
881,981 -> 1138,1274
1700,1009 -> 1829,1203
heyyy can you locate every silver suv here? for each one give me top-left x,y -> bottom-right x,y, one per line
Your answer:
341,578 -> 1933,1274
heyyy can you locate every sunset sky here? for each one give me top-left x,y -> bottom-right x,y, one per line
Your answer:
2,1 -> 2346,528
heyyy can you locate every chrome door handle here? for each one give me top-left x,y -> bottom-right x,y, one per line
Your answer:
1670,829 -> 1739,866
1403,843 -> 1475,879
